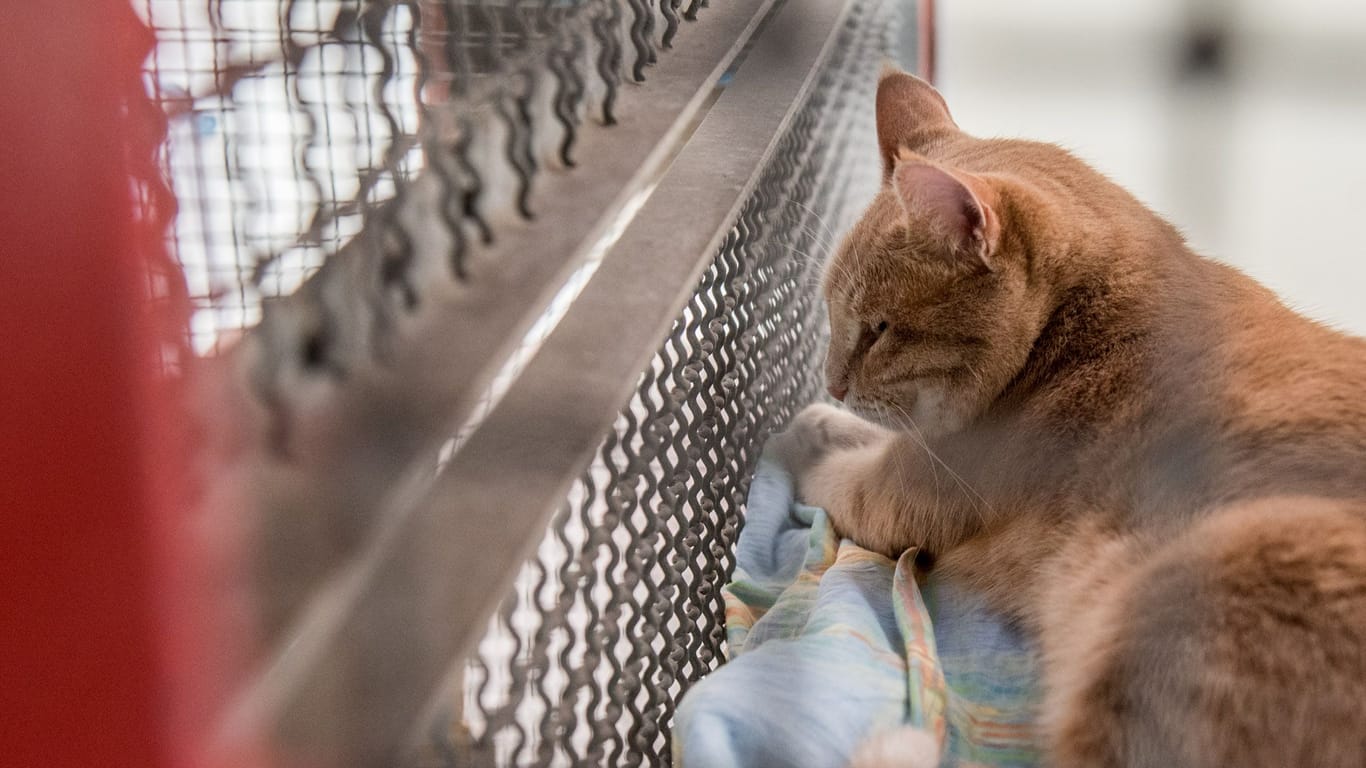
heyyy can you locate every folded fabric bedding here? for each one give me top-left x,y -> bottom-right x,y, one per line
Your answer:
674,456 -> 1042,768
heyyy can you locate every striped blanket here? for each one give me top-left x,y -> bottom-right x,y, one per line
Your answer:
674,457 -> 1042,767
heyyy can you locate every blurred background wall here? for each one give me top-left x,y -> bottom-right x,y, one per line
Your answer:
936,0 -> 1366,334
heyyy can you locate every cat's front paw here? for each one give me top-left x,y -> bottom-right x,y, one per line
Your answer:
770,403 -> 881,477
774,408 -> 906,554
801,456 -> 903,557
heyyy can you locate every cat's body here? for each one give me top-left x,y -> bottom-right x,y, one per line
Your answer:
779,69 -> 1366,767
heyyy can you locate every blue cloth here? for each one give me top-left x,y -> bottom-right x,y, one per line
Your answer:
673,456 -> 1042,767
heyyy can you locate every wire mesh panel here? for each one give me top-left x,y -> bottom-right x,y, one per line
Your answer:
139,0 -> 698,354
430,1 -> 898,763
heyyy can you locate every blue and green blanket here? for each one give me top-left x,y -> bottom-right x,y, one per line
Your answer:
674,457 -> 1042,768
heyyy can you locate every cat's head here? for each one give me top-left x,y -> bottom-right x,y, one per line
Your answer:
823,69 -> 1054,439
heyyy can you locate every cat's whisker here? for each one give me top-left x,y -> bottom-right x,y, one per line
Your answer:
789,225 -> 837,260
764,198 -> 869,297
774,194 -> 842,249
793,261 -> 833,295
875,401 -> 943,518
850,243 -> 873,304
786,244 -> 851,296
785,235 -> 835,269
769,207 -> 839,259
876,401 -> 938,516
888,400 -> 995,526
963,361 -> 986,390
812,245 -> 863,300
787,245 -> 833,281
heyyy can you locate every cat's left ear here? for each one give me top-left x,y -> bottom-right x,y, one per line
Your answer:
877,65 -> 957,180
892,151 -> 1001,271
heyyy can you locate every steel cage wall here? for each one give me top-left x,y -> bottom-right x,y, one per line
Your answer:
132,0 -> 909,765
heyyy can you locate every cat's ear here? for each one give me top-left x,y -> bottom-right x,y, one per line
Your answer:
892,151 -> 1000,271
877,65 -> 957,180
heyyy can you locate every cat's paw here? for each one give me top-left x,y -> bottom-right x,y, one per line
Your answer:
770,403 -> 880,477
775,408 -> 904,553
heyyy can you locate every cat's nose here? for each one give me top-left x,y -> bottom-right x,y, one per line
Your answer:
827,382 -> 848,401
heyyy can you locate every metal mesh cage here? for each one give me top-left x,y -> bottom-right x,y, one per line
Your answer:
431,1 -> 894,763
136,0 -> 905,764
142,0 -> 412,350
139,0 -> 688,354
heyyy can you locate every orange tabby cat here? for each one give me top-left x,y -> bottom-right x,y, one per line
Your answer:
778,68 -> 1366,767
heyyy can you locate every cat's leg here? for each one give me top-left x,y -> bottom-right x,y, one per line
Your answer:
773,404 -> 966,556
1034,526 -> 1146,768
1040,499 -> 1366,768
1040,525 -> 1243,768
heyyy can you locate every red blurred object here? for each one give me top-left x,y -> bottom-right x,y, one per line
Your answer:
0,3 -> 249,766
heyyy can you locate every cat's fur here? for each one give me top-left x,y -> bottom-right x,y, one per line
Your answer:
777,68 -> 1366,767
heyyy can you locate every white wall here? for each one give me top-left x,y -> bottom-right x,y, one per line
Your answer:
936,0 -> 1366,333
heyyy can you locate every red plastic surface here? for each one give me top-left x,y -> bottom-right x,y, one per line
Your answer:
0,4 -> 232,766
